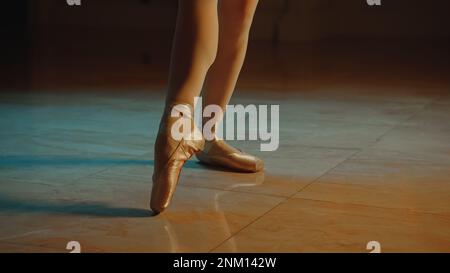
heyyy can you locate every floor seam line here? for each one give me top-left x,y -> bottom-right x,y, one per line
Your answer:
289,98 -> 437,200
207,198 -> 288,253
290,148 -> 361,196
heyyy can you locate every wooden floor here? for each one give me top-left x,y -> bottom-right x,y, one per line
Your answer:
1,87 -> 449,252
1,42 -> 450,252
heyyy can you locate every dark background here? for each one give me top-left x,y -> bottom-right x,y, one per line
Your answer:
1,0 -> 449,91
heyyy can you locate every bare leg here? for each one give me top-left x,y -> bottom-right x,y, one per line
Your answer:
165,0 -> 219,108
202,0 -> 259,116
196,0 -> 264,173
151,0 -> 219,214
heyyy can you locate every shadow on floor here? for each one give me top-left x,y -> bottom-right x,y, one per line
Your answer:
0,155 -> 152,167
0,194 -> 154,218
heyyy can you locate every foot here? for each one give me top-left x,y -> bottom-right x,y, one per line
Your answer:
150,104 -> 204,214
196,139 -> 264,173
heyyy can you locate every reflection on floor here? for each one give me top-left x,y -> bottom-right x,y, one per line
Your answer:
1,83 -> 449,253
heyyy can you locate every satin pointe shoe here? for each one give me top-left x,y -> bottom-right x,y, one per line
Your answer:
150,103 -> 204,214
196,139 -> 264,173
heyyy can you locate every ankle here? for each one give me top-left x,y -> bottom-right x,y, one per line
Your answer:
164,102 -> 194,118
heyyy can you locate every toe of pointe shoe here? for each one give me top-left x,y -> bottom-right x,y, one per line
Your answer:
149,177 -> 172,215
150,184 -> 172,214
150,203 -> 166,215
150,184 -> 173,215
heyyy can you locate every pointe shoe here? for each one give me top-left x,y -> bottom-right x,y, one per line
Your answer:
196,139 -> 264,173
150,104 -> 204,214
